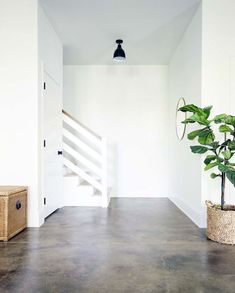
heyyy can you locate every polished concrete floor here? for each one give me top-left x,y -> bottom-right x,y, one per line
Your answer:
1,198 -> 235,293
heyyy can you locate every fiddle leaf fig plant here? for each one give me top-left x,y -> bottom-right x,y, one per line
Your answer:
179,104 -> 235,210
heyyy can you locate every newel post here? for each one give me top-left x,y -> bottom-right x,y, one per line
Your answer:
101,137 -> 108,207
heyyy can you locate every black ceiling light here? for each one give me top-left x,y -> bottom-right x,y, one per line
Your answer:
113,39 -> 126,62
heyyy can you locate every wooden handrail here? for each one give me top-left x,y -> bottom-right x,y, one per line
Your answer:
62,109 -> 101,140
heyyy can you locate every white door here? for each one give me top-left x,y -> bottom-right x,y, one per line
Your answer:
43,71 -> 63,218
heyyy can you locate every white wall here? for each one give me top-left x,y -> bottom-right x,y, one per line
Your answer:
64,65 -> 168,197
0,0 -> 39,226
168,4 -> 203,226
201,0 -> 235,206
169,0 -> 235,227
3,0 -> 233,229
38,5 -> 63,86
0,1 -> 62,227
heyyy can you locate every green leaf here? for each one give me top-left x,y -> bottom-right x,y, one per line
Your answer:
218,164 -> 235,173
179,104 -> 211,124
210,141 -> 220,149
190,113 -> 210,126
218,164 -> 228,172
204,155 -> 217,165
225,115 -> 235,126
219,124 -> 233,133
179,104 -> 199,113
190,146 -> 209,154
187,130 -> 201,140
222,150 -> 232,160
226,171 -> 235,187
219,140 -> 231,153
203,106 -> 213,119
198,129 -> 215,145
182,118 -> 196,124
217,157 -> 224,163
228,141 -> 235,150
213,114 -> 227,124
204,162 -> 218,171
211,173 -> 220,179
221,139 -> 231,147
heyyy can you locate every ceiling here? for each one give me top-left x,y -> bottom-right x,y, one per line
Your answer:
40,0 -> 201,65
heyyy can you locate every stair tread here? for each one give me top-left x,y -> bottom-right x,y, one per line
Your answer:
93,194 -> 102,197
79,181 -> 94,187
64,173 -> 77,177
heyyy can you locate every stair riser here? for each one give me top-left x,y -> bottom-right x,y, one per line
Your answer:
63,176 -> 84,185
63,178 -> 102,207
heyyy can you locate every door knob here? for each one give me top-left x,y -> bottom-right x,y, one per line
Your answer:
58,151 -> 63,155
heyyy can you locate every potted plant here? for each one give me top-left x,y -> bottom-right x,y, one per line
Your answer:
179,104 -> 235,244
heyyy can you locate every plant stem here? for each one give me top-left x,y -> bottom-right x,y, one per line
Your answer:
221,133 -> 227,210
221,172 -> 225,210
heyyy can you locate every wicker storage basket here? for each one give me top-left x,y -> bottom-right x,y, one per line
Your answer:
206,200 -> 235,245
0,186 -> 27,241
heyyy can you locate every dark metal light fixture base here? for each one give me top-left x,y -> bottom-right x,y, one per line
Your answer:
113,39 -> 126,61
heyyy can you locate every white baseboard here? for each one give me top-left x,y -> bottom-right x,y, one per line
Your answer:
109,195 -> 206,228
169,196 -> 206,228
110,195 -> 168,198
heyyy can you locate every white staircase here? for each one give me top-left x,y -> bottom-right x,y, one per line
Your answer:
62,110 -> 109,207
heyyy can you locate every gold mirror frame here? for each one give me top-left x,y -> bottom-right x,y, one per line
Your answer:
175,97 -> 187,140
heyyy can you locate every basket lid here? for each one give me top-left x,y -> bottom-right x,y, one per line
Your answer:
0,186 -> 27,196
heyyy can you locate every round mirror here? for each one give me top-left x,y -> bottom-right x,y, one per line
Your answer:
176,98 -> 187,140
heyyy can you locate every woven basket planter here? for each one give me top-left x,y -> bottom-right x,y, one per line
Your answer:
206,201 -> 235,245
